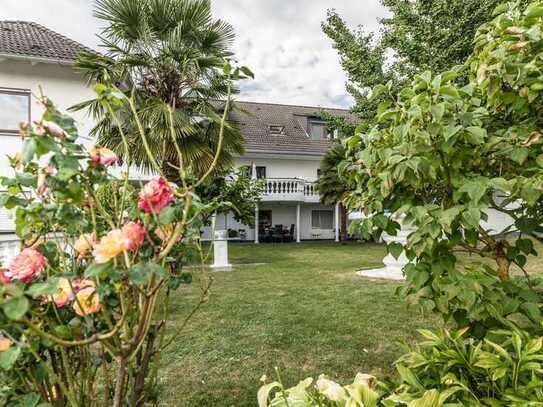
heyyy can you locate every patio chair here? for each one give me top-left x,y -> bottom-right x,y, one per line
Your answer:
271,225 -> 284,243
284,224 -> 295,242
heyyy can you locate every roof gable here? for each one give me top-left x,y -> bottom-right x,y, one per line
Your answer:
230,101 -> 355,156
0,21 -> 94,63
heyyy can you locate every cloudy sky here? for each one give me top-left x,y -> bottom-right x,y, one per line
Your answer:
1,0 -> 387,108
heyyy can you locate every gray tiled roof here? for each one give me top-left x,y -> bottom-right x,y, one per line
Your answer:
230,101 -> 356,156
0,21 -> 94,63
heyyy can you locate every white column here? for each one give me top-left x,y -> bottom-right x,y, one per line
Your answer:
254,204 -> 259,244
211,213 -> 217,237
335,203 -> 340,242
296,203 -> 301,243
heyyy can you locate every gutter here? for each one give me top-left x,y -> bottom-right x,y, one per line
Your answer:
244,148 -> 326,157
0,53 -> 74,66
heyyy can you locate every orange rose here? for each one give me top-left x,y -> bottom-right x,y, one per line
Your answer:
0,336 -> 12,352
92,229 -> 128,264
74,232 -> 97,259
51,278 -> 75,308
73,286 -> 101,317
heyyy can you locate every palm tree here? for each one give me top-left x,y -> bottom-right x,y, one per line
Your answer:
317,142 -> 350,241
72,0 -> 245,179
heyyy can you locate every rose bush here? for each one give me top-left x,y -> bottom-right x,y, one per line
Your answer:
0,61 -> 252,406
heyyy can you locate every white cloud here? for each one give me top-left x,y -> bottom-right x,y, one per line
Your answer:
1,0 -> 387,108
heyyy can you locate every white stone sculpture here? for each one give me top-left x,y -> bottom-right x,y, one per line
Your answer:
211,230 -> 233,272
357,215 -> 415,281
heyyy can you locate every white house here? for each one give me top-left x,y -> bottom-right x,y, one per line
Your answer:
0,21 -> 100,262
0,21 -> 352,258
202,101 -> 354,243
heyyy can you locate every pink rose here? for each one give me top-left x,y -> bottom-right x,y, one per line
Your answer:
6,248 -> 47,283
121,222 -> 145,251
0,270 -> 10,284
42,121 -> 66,139
90,147 -> 119,166
138,178 -> 173,214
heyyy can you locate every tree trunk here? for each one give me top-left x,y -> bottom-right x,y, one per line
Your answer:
340,204 -> 348,242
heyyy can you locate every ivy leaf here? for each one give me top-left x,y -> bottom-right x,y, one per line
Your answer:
2,297 -> 29,320
461,182 -> 486,203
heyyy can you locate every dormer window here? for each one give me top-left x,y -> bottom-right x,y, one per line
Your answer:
269,125 -> 285,135
308,118 -> 333,140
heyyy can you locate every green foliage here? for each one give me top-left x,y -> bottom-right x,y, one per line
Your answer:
385,328 -> 543,406
322,0 -> 529,120
335,1 -> 543,405
73,0 -> 252,180
196,168 -> 264,227
316,142 -> 352,241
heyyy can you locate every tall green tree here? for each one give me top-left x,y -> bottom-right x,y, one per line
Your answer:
322,0 -> 529,120
73,0 -> 248,179
317,142 -> 350,241
316,114 -> 356,241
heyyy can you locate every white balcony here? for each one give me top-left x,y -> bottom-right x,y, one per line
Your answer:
261,178 -> 320,203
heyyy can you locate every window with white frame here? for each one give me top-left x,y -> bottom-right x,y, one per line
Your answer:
0,88 -> 31,134
241,165 -> 266,179
311,210 -> 333,229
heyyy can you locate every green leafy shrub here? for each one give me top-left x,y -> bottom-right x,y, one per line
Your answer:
261,1 -> 543,405
387,328 -> 543,406
0,61 -> 251,406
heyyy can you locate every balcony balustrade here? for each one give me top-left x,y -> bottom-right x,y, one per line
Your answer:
261,178 -> 320,203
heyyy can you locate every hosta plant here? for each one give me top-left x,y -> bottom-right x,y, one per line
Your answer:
386,328 -> 543,406
258,370 -> 380,407
0,62 -> 249,406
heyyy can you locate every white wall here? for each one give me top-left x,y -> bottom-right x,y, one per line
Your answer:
201,202 -> 337,241
235,155 -> 321,181
0,60 -> 95,177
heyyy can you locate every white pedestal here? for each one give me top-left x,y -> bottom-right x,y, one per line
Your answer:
211,230 -> 232,272
357,221 -> 414,281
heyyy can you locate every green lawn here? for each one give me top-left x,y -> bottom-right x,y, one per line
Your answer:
159,242 -> 438,406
